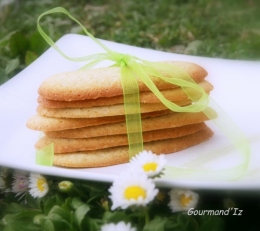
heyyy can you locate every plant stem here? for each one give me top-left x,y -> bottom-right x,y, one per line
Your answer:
72,186 -> 88,200
144,207 -> 149,224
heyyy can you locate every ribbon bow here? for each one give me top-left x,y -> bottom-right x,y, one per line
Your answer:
36,7 -> 250,180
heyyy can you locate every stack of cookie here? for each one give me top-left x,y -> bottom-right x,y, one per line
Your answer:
26,61 -> 216,168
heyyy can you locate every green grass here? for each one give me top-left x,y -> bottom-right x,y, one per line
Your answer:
0,0 -> 260,84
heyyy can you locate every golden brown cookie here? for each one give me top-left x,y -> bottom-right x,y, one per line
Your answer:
53,126 -> 213,168
37,80 -> 212,108
26,110 -> 172,131
36,100 -> 191,118
45,108 -> 216,138
36,123 -> 206,153
38,61 -> 208,101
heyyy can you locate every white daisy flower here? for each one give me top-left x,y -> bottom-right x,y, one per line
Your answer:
28,172 -> 49,198
168,189 -> 199,212
109,171 -> 158,210
100,222 -> 136,231
11,170 -> 29,197
129,150 -> 167,178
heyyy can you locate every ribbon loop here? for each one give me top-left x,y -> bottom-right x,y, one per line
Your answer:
118,54 -> 130,67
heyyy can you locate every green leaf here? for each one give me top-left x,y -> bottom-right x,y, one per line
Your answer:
164,221 -> 180,231
176,214 -> 199,231
0,68 -> 9,85
102,211 -> 131,224
74,204 -> 91,228
2,211 -> 41,231
9,210 -> 41,220
0,74 -> 9,85
71,197 -> 85,210
48,214 -> 71,230
48,205 -> 70,221
9,31 -> 29,57
25,51 -> 38,66
42,219 -> 55,231
81,181 -> 108,193
0,31 -> 17,48
81,216 -> 100,231
5,58 -> 20,75
33,214 -> 47,226
61,197 -> 73,211
199,216 -> 225,231
4,203 -> 26,213
24,193 -> 41,209
43,194 -> 64,214
28,31 -> 48,55
143,217 -> 168,231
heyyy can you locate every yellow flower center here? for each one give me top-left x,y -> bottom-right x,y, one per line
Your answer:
124,186 -> 146,200
143,162 -> 158,172
60,182 -> 67,187
37,179 -> 46,192
180,194 -> 192,207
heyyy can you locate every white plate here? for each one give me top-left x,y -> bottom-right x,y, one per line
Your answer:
0,34 -> 260,190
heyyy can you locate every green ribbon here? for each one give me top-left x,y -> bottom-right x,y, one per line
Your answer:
36,7 -> 250,180
36,142 -> 54,166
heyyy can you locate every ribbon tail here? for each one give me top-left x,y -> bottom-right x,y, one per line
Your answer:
140,61 -> 209,112
78,56 -> 109,70
36,142 -> 54,166
120,65 -> 143,158
37,7 -> 114,61
204,99 -> 251,176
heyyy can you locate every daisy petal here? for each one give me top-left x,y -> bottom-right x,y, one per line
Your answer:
168,189 -> 199,212
100,222 -> 136,231
109,171 -> 158,210
129,150 -> 167,178
28,172 -> 49,198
